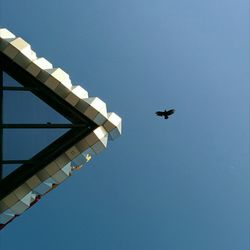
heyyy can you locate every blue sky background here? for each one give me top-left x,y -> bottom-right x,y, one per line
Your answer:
0,0 -> 249,249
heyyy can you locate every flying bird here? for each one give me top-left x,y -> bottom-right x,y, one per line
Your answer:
155,109 -> 175,119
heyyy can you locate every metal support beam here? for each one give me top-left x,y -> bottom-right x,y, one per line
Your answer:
1,123 -> 88,129
0,52 -> 98,199
1,160 -> 34,164
0,67 -> 2,179
0,86 -> 37,91
1,52 -> 95,124
0,127 -> 93,199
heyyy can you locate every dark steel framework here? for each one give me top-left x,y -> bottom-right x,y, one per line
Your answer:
0,52 -> 98,200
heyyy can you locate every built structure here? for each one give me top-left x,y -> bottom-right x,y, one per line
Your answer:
0,28 -> 121,229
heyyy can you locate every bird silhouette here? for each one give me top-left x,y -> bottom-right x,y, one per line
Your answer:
155,109 -> 175,119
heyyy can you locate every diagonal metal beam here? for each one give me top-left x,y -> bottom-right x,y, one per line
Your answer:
1,123 -> 89,129
0,52 -> 94,124
0,52 -> 98,198
0,66 -> 2,180
1,160 -> 35,164
0,86 -> 37,91
0,127 -> 93,199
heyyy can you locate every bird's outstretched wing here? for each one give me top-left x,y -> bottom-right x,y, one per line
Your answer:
165,109 -> 175,116
155,111 -> 164,116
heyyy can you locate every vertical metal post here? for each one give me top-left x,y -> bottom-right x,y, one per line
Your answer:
0,67 -> 3,180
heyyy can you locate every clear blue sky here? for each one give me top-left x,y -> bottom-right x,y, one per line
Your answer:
0,0 -> 249,249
